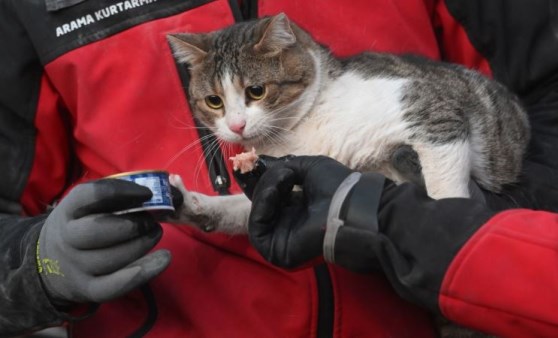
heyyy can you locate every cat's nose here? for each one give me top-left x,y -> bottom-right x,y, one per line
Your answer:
229,121 -> 246,135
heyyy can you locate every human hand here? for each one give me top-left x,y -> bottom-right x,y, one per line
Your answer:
245,154 -> 498,315
37,179 -> 171,306
247,155 -> 355,268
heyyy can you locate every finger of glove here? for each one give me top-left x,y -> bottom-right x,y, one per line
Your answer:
249,168 -> 296,250
61,179 -> 153,219
70,224 -> 163,276
64,213 -> 159,249
233,154 -> 294,200
282,156 -> 352,195
277,208 -> 325,269
265,207 -> 307,269
86,249 -> 171,303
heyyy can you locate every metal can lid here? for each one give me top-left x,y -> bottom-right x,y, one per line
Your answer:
106,170 -> 169,179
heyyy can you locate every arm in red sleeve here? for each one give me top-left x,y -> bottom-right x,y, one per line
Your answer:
441,209 -> 558,337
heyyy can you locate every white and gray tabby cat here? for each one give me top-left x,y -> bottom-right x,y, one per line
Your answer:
166,13 -> 529,235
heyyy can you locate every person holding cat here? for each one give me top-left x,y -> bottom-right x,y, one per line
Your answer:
244,153 -> 558,337
0,1 -> 557,338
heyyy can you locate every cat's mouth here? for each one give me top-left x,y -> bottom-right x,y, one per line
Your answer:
218,131 -> 262,146
237,134 -> 263,145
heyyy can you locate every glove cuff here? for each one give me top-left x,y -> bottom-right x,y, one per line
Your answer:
323,172 -> 385,267
0,215 -> 68,335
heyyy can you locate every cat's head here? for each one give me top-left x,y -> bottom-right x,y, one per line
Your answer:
168,13 -> 321,147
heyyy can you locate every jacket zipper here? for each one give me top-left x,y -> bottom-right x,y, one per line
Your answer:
314,264 -> 334,338
195,121 -> 231,195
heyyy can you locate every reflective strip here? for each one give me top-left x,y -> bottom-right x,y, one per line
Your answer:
323,172 -> 361,263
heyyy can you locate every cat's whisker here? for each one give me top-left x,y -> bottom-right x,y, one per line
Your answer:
261,126 -> 289,148
192,137 -> 220,189
168,112 -> 193,130
163,133 -> 215,169
266,124 -> 294,133
183,134 -> 241,190
262,125 -> 294,145
173,125 -> 215,131
264,107 -> 301,120
192,150 -> 209,190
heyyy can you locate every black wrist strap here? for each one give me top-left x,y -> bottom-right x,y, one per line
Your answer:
323,172 -> 386,264
342,172 -> 385,233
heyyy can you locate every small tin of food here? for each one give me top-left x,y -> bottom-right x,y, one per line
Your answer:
108,170 -> 174,214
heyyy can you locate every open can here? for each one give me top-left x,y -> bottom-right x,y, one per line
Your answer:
108,170 -> 175,215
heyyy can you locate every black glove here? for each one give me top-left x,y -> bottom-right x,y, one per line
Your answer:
247,154 -> 497,314
37,179 -> 171,307
232,154 -> 295,199
247,155 -> 379,269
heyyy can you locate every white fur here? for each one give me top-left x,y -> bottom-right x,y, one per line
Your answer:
414,141 -> 472,199
169,174 -> 251,234
216,73 -> 246,142
283,72 -> 411,172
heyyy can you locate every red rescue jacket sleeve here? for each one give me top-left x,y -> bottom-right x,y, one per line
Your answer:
440,209 -> 558,337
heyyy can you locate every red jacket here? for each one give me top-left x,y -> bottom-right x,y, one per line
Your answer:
1,0 -> 557,337
441,209 -> 558,337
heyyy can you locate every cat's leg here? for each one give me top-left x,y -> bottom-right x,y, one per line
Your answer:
167,174 -> 251,234
413,140 -> 472,199
389,144 -> 425,187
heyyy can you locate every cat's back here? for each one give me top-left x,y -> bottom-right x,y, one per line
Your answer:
341,52 -> 475,84
335,51 -> 529,192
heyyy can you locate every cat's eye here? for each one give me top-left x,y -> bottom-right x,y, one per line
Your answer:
205,95 -> 224,109
246,85 -> 266,100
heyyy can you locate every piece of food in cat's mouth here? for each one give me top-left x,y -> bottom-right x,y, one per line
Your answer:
230,147 -> 259,174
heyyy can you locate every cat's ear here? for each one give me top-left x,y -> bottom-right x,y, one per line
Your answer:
167,33 -> 208,66
254,13 -> 296,56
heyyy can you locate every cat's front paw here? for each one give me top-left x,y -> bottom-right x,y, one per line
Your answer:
168,174 -> 216,232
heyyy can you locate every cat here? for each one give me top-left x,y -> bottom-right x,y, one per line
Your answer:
166,13 -> 529,235
167,14 -> 522,338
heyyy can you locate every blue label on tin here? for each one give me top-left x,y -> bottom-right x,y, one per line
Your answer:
119,172 -> 173,210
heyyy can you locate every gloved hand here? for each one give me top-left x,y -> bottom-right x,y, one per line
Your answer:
247,154 -> 497,314
248,155 -> 357,268
232,154 -> 295,199
37,179 -> 171,307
